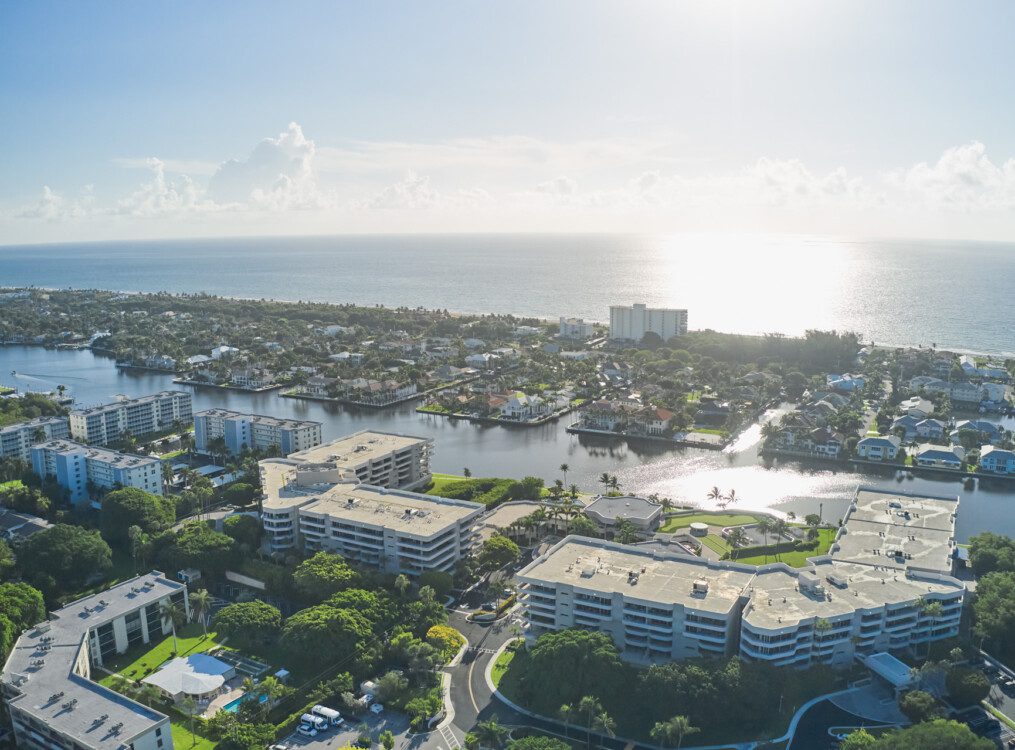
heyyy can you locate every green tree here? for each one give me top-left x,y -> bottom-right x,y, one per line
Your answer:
216,722 -> 277,750
0,582 -> 46,663
898,690 -> 942,723
282,604 -> 372,663
969,532 -> 1015,576
477,534 -> 521,571
614,518 -> 638,544
18,524 -> 112,597
100,487 -> 176,545
0,539 -> 15,581
188,588 -> 212,636
222,482 -> 256,506
418,569 -> 454,599
213,600 -> 282,647
839,729 -> 877,750
872,719 -> 993,749
650,715 -> 699,750
508,737 -> 569,750
160,600 -> 187,654
475,717 -> 509,749
222,514 -> 261,548
154,521 -> 237,575
292,551 -> 360,601
945,666 -> 990,707
380,730 -> 395,750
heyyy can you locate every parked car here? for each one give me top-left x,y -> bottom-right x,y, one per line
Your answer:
361,693 -> 375,706
297,725 -> 318,738
370,703 -> 385,715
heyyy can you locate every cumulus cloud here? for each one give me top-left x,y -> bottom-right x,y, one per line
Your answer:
17,185 -> 95,221
535,175 -> 577,198
884,141 -> 1015,211
115,158 -> 213,217
363,171 -> 492,210
208,122 -> 331,210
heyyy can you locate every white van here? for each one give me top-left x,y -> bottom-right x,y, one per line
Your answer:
300,713 -> 329,731
311,705 -> 344,727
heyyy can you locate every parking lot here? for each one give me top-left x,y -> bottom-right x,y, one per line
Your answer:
278,708 -> 448,750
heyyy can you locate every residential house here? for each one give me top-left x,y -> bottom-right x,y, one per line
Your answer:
210,345 -> 239,359
304,375 -> 338,396
501,392 -> 547,420
465,352 -> 496,368
231,368 -> 275,389
827,373 -> 866,393
640,407 -> 673,436
953,419 -> 1003,445
914,443 -> 965,470
890,415 -> 921,440
980,446 -> 1015,475
915,419 -> 947,440
899,396 -> 934,419
463,338 -> 486,349
856,435 -> 902,461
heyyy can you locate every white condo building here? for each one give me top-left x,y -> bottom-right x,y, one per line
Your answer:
70,392 -> 193,445
193,409 -> 322,456
609,303 -> 688,342
518,487 -> 964,667
31,440 -> 164,507
1,573 -> 187,750
0,417 -> 70,462
559,317 -> 595,339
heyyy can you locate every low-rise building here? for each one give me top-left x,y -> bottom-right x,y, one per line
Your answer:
31,440 -> 163,506
0,573 -> 187,750
898,396 -> 934,419
194,409 -> 322,456
979,446 -> 1015,475
69,392 -> 193,445
856,435 -> 901,461
0,508 -> 52,542
0,416 -> 70,462
559,317 -> 595,339
584,495 -> 663,531
914,443 -> 964,470
519,487 -> 963,668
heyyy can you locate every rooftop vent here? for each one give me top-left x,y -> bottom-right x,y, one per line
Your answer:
692,579 -> 709,594
580,563 -> 597,578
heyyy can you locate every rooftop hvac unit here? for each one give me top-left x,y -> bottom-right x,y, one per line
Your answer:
692,579 -> 709,594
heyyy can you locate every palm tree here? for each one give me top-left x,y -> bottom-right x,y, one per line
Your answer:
592,710 -> 616,746
475,717 -> 508,749
726,527 -> 749,560
615,518 -> 638,544
607,475 -> 620,493
560,463 -> 569,486
722,489 -> 738,508
756,517 -> 775,561
598,472 -> 611,491
706,486 -> 723,508
159,601 -> 186,654
568,483 -> 580,499
180,695 -> 199,746
394,574 -> 410,597
577,696 -> 605,750
188,589 -> 211,636
771,518 -> 788,558
650,715 -> 699,750
559,703 -> 577,741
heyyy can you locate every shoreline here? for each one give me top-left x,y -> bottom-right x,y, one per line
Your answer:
3,286 -> 1015,359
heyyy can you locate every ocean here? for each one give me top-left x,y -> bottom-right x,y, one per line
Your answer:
2,233 -> 1014,356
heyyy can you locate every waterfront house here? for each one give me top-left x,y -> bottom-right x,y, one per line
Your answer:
980,446 -> 1015,475
914,443 -> 965,470
231,368 -> 275,389
501,392 -> 547,420
890,415 -> 921,440
915,419 -> 947,440
856,435 -> 902,461
952,419 -> 1003,445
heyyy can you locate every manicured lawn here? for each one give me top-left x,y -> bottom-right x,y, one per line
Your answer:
660,511 -> 768,533
491,641 -> 522,688
426,472 -> 467,495
734,528 -> 838,568
158,448 -> 187,460
0,479 -> 25,492
99,624 -> 222,684
700,534 -> 731,556
691,427 -> 727,436
170,720 -> 216,750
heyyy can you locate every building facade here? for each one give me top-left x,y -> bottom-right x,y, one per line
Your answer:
70,392 -> 193,445
609,303 -> 688,342
0,417 -> 70,462
519,487 -> 964,668
193,409 -> 322,456
260,431 -> 435,554
558,317 -> 595,339
1,573 -> 187,750
31,440 -> 164,506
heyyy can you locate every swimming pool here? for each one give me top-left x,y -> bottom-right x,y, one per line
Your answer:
223,692 -> 268,713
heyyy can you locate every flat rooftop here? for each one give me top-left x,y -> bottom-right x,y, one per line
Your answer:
70,391 -> 189,415
195,408 -> 321,430
0,416 -> 67,434
299,484 -> 482,537
518,537 -> 756,616
287,430 -> 430,464
743,559 -> 963,630
833,487 -> 958,573
34,439 -> 161,469
1,573 -> 183,750
585,495 -> 661,522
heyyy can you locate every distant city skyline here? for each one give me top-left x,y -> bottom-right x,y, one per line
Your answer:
2,0 -> 1015,243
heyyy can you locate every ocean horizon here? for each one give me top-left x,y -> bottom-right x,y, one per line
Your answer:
2,232 -> 1014,357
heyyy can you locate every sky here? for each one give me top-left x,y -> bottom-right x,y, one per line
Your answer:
2,0 -> 1015,244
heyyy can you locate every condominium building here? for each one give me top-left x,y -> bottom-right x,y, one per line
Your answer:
0,416 -> 70,462
558,317 -> 595,339
193,409 -> 322,456
609,303 -> 688,342
259,455 -> 481,574
259,430 -> 436,555
1,573 -> 187,750
518,487 -> 964,668
31,440 -> 163,506
70,391 -> 193,445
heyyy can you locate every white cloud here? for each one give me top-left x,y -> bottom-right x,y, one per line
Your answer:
115,158 -> 213,217
362,171 -> 492,210
208,122 -> 331,210
16,185 -> 95,221
883,141 -> 1015,211
535,175 -> 577,198
113,157 -> 219,176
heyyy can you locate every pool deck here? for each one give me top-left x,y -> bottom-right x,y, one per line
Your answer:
201,679 -> 246,718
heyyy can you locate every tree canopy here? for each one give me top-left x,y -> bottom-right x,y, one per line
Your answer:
18,524 -> 112,597
972,571 -> 1015,662
212,600 -> 282,647
945,666 -> 991,707
969,532 -> 1015,576
222,514 -> 261,548
154,521 -> 237,575
281,604 -> 373,663
864,719 -> 993,749
0,582 -> 46,663
477,534 -> 521,571
292,552 -> 360,600
508,737 -> 570,750
100,487 -> 176,545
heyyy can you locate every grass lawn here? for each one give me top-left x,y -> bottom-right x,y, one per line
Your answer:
0,479 -> 25,492
425,472 -> 468,495
170,720 -> 216,750
734,528 -> 838,568
691,427 -> 727,436
660,511 -> 768,533
99,624 -> 222,684
158,448 -> 187,460
491,641 -> 522,688
700,534 -> 731,556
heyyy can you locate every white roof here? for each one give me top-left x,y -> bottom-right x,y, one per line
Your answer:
865,652 -> 914,688
142,654 -> 231,696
